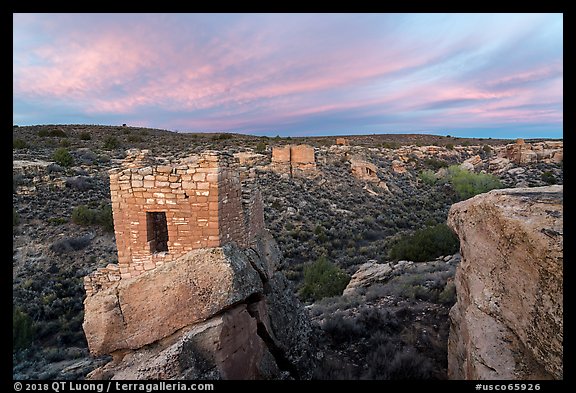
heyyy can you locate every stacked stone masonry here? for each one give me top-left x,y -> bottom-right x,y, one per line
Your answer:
270,144 -> 317,177
84,149 -> 265,295
350,158 -> 379,182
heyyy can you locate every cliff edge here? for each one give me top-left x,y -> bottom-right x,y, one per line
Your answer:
447,185 -> 562,379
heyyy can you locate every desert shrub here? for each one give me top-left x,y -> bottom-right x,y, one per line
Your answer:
38,129 -> 67,137
389,223 -> 459,262
79,132 -> 91,140
50,234 -> 93,254
381,142 -> 399,149
541,171 -> 557,185
60,139 -> 71,147
66,176 -> 93,191
213,133 -> 233,141
71,205 -> 97,225
482,144 -> 492,153
445,165 -> 502,200
312,355 -> 355,380
423,158 -> 448,170
53,148 -> 74,167
438,281 -> 456,305
71,204 -> 113,231
13,138 -> 28,149
299,255 -> 350,301
255,141 -> 266,153
48,217 -> 68,226
13,308 -> 34,351
322,312 -> 362,344
419,170 -> 437,185
127,134 -> 143,143
445,143 -> 454,150
97,204 -> 114,232
103,136 -> 120,150
363,344 -> 433,379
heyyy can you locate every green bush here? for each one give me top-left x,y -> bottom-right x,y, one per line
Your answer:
482,144 -> 492,153
255,141 -> 266,153
213,133 -> 233,141
39,129 -> 67,137
53,148 -> 74,167
13,308 -> 34,351
97,204 -> 114,232
103,136 -> 120,150
13,139 -> 28,149
71,204 -> 114,231
71,205 -> 97,225
423,158 -> 448,170
79,132 -> 91,141
438,281 -> 456,305
419,170 -> 437,185
445,143 -> 454,150
300,256 -> 351,301
389,223 -> 459,262
446,165 -> 502,200
541,171 -> 557,185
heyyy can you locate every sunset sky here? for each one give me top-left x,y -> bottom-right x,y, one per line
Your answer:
13,13 -> 563,138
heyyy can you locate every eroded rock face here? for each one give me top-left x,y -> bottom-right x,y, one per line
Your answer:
84,234 -> 314,380
447,186 -> 563,380
83,245 -> 263,355
88,303 -> 280,380
495,141 -> 563,165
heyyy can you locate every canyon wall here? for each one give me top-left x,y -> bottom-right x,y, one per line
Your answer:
447,186 -> 563,380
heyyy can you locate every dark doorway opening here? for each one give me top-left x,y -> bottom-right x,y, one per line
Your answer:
147,212 -> 168,253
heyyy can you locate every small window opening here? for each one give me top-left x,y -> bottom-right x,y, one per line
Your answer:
147,212 -> 168,253
365,167 -> 374,176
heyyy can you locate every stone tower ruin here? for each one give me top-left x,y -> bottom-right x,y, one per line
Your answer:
84,149 -> 264,295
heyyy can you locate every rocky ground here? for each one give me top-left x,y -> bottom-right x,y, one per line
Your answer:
12,124 -> 563,379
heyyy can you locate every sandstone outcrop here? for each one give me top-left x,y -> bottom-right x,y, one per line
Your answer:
343,255 -> 461,296
495,140 -> 563,165
460,155 -> 482,171
447,186 -> 563,380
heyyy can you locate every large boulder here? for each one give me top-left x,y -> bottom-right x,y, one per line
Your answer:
447,186 -> 563,380
83,235 -> 315,380
83,244 -> 263,355
87,303 -> 280,380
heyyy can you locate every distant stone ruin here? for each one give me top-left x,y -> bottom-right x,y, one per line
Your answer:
84,149 -> 264,295
270,144 -> 317,177
335,137 -> 349,146
349,158 -> 389,192
350,158 -> 379,182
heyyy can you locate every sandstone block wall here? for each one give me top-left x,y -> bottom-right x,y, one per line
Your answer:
335,137 -> 349,146
83,264 -> 121,296
350,158 -> 379,181
85,149 -> 265,294
270,144 -> 317,177
109,151 -> 221,280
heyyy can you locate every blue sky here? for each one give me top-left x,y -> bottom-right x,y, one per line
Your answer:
13,13 -> 563,138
